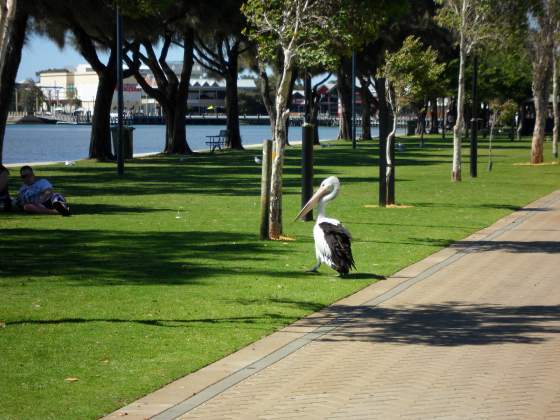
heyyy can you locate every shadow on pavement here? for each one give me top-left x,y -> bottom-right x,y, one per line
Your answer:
307,302 -> 560,346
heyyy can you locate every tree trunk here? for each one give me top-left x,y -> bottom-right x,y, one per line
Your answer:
553,51 -> 558,159
531,19 -> 553,164
359,80 -> 372,140
258,64 -> 276,131
336,61 -> 352,140
516,104 -> 524,141
268,50 -> 294,240
386,82 -> 397,205
89,68 -> 116,160
283,67 -> 298,147
164,31 -> 194,155
452,25 -> 466,182
417,105 -> 427,147
442,97 -> 447,140
163,98 -> 192,155
310,92 -> 320,145
162,82 -> 193,155
375,78 -> 388,207
225,62 -> 243,149
0,0 -> 27,165
531,67 -> 551,164
429,98 -> 439,134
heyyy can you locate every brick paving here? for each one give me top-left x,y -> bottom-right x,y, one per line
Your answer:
106,190 -> 560,420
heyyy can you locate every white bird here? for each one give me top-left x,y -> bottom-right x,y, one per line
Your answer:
254,156 -> 262,164
295,176 -> 355,276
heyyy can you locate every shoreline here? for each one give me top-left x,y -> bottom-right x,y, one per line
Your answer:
4,139 -> 336,169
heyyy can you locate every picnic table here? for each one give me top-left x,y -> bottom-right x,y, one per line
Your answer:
206,130 -> 228,152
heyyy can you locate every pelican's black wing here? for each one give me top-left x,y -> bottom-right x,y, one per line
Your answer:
319,222 -> 356,274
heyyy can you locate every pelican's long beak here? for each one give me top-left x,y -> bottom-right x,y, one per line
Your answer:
294,185 -> 330,221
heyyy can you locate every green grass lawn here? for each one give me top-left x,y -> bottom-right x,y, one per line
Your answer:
1,134 -> 559,419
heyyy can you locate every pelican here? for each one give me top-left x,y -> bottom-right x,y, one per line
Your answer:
295,176 -> 355,276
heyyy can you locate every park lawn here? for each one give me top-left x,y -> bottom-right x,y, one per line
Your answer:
1,134 -> 559,419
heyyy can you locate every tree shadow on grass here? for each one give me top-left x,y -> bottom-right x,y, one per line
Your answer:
6,313 -> 294,329
344,219 -> 479,232
70,203 -> 172,215
233,297 -> 326,313
408,202 -> 546,212
13,301 -> 557,347
22,139 -> 463,201
42,149 -> 337,198
308,302 -> 560,346
0,228 -> 293,285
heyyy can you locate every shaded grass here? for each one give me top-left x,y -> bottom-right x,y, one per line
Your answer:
1,134 -> 559,419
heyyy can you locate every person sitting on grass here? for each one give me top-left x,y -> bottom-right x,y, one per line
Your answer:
17,166 -> 70,216
0,164 -> 12,211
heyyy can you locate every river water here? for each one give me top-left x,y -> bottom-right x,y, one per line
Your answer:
3,124 -> 388,165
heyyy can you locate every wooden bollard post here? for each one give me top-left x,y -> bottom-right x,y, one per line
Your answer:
259,140 -> 273,240
301,123 -> 314,221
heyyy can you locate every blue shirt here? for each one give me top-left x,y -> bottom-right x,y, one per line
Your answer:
18,179 -> 53,204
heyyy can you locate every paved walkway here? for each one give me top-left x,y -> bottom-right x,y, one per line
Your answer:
106,190 -> 560,420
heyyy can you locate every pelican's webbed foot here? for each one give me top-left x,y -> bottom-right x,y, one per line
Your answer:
306,262 -> 321,274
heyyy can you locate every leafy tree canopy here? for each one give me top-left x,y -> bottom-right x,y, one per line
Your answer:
242,0 -> 403,69
379,35 -> 445,107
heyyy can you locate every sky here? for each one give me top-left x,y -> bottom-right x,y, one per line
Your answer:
17,34 -> 85,81
17,34 -> 184,82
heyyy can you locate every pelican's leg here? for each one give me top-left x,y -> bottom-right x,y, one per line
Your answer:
306,260 -> 321,273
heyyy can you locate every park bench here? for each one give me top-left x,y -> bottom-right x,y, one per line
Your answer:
205,129 -> 228,152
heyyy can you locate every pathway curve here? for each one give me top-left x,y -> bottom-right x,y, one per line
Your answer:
106,190 -> 560,420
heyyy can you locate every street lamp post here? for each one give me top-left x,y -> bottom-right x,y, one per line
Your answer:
116,7 -> 124,176
301,71 -> 314,221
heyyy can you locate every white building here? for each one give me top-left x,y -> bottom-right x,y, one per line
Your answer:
37,62 -> 256,115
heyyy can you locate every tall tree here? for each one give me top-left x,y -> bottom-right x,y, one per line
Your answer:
309,72 -> 332,144
195,37 -> 245,149
243,0 -> 384,239
527,0 -> 555,163
550,1 -> 560,159
353,0 -> 452,205
437,0 -> 494,181
72,26 -> 131,159
16,80 -> 45,113
194,0 -> 250,149
474,42 -> 532,139
336,58 -> 353,139
0,0 -> 28,165
436,0 -> 527,178
125,29 -> 195,154
33,1 -> 139,160
243,0 -> 323,238
379,35 -> 444,204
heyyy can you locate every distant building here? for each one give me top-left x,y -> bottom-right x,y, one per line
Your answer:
37,62 -> 257,115
36,68 -> 75,109
290,82 -> 364,117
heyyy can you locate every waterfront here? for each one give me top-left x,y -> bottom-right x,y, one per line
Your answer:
3,124 -> 393,165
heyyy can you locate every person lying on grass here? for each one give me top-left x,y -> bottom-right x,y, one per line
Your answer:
16,166 -> 70,216
0,164 -> 12,211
